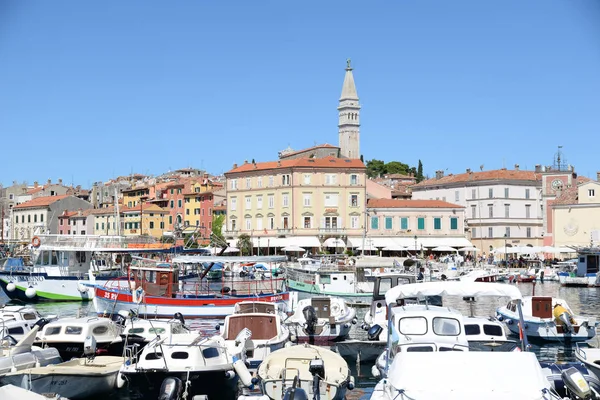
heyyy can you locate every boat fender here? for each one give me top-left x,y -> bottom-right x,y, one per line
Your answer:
233,357 -> 253,388
25,287 -> 37,299
497,315 -> 504,322
77,283 -> 88,293
224,370 -> 236,380
285,341 -> 294,348
524,323 -> 529,329
290,334 -> 297,343
348,376 -> 355,390
344,323 -> 351,328
371,365 -> 381,378
116,371 -> 126,389
5,282 -> 15,292
506,319 -> 513,325
352,318 -> 358,325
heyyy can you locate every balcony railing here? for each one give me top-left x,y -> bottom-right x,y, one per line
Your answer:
223,230 -> 239,237
318,227 -> 346,234
277,228 -> 292,235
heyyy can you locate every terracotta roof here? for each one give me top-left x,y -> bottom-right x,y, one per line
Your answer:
279,143 -> 339,158
552,187 -> 578,206
413,169 -> 541,188
368,198 -> 464,209
213,205 -> 227,211
184,190 -> 215,197
383,173 -> 414,180
89,207 -> 117,215
58,211 -> 78,218
27,186 -> 44,195
13,195 -> 70,209
226,156 -> 365,174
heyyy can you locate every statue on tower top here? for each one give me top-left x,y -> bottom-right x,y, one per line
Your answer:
346,58 -> 352,69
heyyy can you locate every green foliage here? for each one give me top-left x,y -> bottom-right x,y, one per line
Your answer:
416,160 -> 424,183
159,235 -> 175,244
236,233 -> 253,256
366,159 -> 423,179
211,214 -> 225,240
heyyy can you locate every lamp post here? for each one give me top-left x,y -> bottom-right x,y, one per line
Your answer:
504,234 -> 508,267
139,196 -> 148,237
414,235 -> 417,258
361,211 -> 369,257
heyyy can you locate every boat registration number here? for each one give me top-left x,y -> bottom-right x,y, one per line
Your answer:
103,292 -> 118,300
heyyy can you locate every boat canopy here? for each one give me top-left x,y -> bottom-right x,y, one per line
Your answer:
171,255 -> 287,264
385,352 -> 549,400
385,281 -> 522,305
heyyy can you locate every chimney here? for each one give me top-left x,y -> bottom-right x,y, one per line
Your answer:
535,164 -> 542,173
514,164 -> 519,171
277,161 -> 281,167
597,171 -> 600,182
12,181 -> 16,185
244,160 -> 248,165
203,173 -> 209,179
58,178 -> 63,185
233,163 -> 238,169
435,170 -> 444,179
466,168 -> 471,173
34,181 -> 39,188
78,208 -> 82,216
47,179 -> 51,185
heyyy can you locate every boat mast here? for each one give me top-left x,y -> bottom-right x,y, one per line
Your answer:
114,187 -> 121,236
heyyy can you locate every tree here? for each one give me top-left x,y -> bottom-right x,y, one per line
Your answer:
211,214 -> 226,245
385,161 -> 410,175
366,159 -> 386,178
236,233 -> 253,256
416,160 -> 424,183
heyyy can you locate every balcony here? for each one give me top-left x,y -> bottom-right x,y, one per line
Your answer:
277,228 -> 292,236
223,229 -> 239,238
318,227 -> 346,235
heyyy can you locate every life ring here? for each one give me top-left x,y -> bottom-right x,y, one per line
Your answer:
31,236 -> 41,248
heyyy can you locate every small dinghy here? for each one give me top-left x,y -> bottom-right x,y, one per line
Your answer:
575,344 -> 600,382
241,343 -> 354,400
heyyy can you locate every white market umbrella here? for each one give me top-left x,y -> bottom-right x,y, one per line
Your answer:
382,245 -> 409,252
223,246 -> 240,254
458,246 -> 480,252
282,245 -> 305,252
431,246 -> 457,252
323,238 -> 346,247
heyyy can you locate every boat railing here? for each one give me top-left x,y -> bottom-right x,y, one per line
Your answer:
35,234 -> 159,250
179,276 -> 287,297
575,342 -> 588,360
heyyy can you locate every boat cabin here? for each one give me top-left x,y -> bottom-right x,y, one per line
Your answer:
390,305 -> 469,354
576,247 -> 600,277
123,319 -> 189,341
130,263 -> 179,297
38,317 -> 121,344
370,274 -> 418,321
235,301 -> 277,315
0,306 -> 45,323
463,316 -> 518,352
224,314 -> 280,341
505,296 -> 580,333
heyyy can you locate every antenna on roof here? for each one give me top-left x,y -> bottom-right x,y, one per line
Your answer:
480,165 -> 484,171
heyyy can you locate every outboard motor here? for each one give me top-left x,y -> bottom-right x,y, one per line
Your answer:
309,358 -> 325,399
367,324 -> 383,341
562,367 -> 593,400
33,318 -> 51,330
541,362 -> 600,399
282,376 -> 309,400
173,312 -> 185,326
111,310 -> 129,327
158,377 -> 183,400
558,313 -> 574,334
302,306 -> 318,335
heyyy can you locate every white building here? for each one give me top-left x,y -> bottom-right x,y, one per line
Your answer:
411,167 -> 543,254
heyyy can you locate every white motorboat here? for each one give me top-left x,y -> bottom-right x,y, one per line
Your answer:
115,312 -> 192,351
373,281 -> 525,378
372,304 -> 471,377
286,296 -> 357,344
0,305 -> 56,342
0,326 -> 62,377
120,332 -> 253,400
575,344 -> 600,380
369,352 -> 568,400
239,343 -> 355,400
497,296 -> 598,342
218,301 -> 290,369
35,315 -> 126,360
463,316 -> 519,352
0,385 -> 64,400
1,340 -> 124,400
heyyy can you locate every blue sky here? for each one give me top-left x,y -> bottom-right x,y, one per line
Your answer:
1,0 -> 599,188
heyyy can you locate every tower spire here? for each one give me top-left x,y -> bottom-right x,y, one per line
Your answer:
338,59 -> 360,159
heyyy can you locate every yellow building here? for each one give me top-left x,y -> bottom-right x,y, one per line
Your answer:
122,186 -> 151,208
553,179 -> 600,247
122,203 -> 168,238
224,157 -> 366,252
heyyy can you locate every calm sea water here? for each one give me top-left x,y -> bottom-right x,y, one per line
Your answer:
2,281 -> 600,399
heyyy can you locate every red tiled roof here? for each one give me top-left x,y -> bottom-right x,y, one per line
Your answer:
368,198 -> 464,209
226,156 -> 365,174
213,205 -> 227,211
89,206 -> 117,215
553,177 -> 598,206
27,186 -> 44,195
413,169 -> 541,188
58,211 -> 78,218
13,195 -> 70,209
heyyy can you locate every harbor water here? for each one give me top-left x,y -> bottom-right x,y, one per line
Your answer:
2,280 -> 600,399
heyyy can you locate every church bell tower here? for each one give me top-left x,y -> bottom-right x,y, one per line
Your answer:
338,59 -> 361,159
